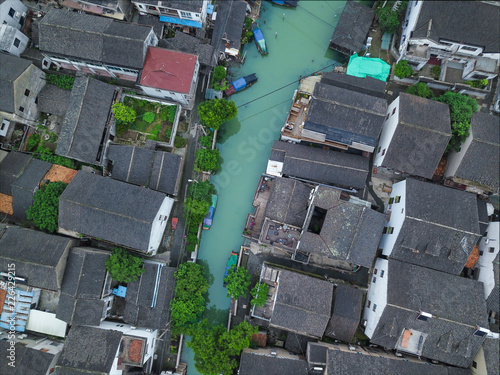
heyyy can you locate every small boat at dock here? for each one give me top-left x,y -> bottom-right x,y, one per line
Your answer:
252,23 -> 268,55
224,74 -> 258,96
223,251 -> 239,287
269,0 -> 298,7
203,194 -> 218,230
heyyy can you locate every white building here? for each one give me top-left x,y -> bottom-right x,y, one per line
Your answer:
0,0 -> 27,30
0,23 -> 28,56
132,0 -> 208,29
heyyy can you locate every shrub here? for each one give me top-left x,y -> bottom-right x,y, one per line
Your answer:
213,66 -> 227,82
376,6 -> 400,33
26,133 -> 40,152
464,79 -> 488,89
174,136 -> 186,148
27,181 -> 67,232
143,112 -> 155,123
34,146 -> 76,168
165,128 -> 173,141
197,99 -> 237,130
250,282 -> 269,307
105,248 -> 145,283
46,73 -> 75,90
200,134 -> 213,148
394,60 -> 413,79
112,103 -> 136,124
405,82 -> 434,99
224,265 -> 251,299
195,148 -> 220,172
187,180 -> 216,206
431,65 -> 441,80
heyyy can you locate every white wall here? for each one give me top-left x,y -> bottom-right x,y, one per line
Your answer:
445,127 -> 474,178
379,180 -> 407,256
0,0 -> 27,30
363,258 -> 389,338
0,24 -> 29,56
477,222 -> 500,301
141,85 -> 189,106
148,196 -> 175,255
373,96 -> 400,168
398,0 -> 423,60
133,0 -> 206,22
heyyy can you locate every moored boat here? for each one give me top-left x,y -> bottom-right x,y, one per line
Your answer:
203,194 -> 218,230
223,251 -> 239,287
252,23 -> 268,55
269,0 -> 298,7
224,74 -> 258,96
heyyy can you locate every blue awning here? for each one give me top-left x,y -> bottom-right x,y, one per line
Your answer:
207,4 -> 214,14
159,16 -> 202,28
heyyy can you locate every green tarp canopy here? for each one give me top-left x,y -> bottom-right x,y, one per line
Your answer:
346,53 -> 391,82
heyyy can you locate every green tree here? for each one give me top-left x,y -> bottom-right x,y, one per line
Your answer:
46,73 -> 75,90
105,247 -> 145,283
195,148 -> 220,172
376,6 -> 400,33
394,60 -> 413,79
26,133 -> 40,152
112,103 -> 136,124
250,282 -> 269,307
187,181 -> 216,205
184,198 -> 210,224
26,181 -> 67,233
143,112 -> 155,123
224,265 -> 251,299
213,66 -> 227,82
405,82 -> 434,99
33,146 -> 76,168
197,99 -> 237,130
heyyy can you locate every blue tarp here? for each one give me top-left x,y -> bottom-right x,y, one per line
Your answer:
232,77 -> 247,91
253,27 -> 265,42
207,4 -> 214,14
272,0 -> 285,4
159,16 -> 203,28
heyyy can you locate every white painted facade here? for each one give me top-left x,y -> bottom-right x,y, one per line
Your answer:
148,196 -> 174,255
0,23 -> 28,56
0,0 -> 27,30
379,179 -> 407,257
477,221 -> 499,301
373,96 -> 399,168
363,258 -> 389,338
0,118 -> 10,137
444,126 -> 475,179
133,0 -> 208,24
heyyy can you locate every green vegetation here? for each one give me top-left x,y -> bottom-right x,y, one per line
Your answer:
376,1 -> 407,34
26,133 -> 40,152
394,60 -> 413,79
26,181 -> 67,233
195,148 -> 220,172
241,16 -> 254,44
105,248 -> 145,283
143,112 -> 156,123
405,82 -> 434,99
184,198 -> 210,224
213,66 -> 227,82
46,73 -> 75,90
174,136 -> 186,148
250,282 -> 269,307
112,103 -> 136,124
224,265 -> 251,299
33,146 -> 76,168
197,99 -> 238,130
200,129 -> 215,148
464,79 -> 488,89
431,65 -> 441,80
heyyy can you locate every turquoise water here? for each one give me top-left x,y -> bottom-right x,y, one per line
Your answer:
181,1 -> 354,373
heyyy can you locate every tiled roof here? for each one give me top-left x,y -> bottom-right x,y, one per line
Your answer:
239,350 -> 308,375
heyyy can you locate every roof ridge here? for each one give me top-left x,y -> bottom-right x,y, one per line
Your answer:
398,119 -> 451,137
313,92 -> 386,118
405,216 -> 478,237
285,155 -> 368,173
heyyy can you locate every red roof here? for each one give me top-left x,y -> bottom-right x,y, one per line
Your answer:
140,47 -> 197,94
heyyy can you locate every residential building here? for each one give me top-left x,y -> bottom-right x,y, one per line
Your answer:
133,0 -> 208,30
56,76 -> 118,165
0,0 -> 27,30
373,93 -> 451,179
37,83 -> 72,117
324,284 -> 363,343
211,0 -> 247,58
39,9 -> 158,81
363,258 -> 489,368
329,1 -> 374,56
58,171 -> 174,255
239,348 -> 308,375
399,1 -> 500,79
61,0 -> 134,21
470,338 -> 499,375
138,46 -> 199,109
106,144 -> 183,196
445,112 -> 500,195
0,23 -> 28,56
0,52 -> 45,131
0,339 -> 62,375
379,179 -> 481,274
0,151 -> 31,216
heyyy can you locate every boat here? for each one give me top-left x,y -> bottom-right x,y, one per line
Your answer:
252,23 -> 268,55
224,74 -> 258,96
203,194 -> 218,230
223,251 -> 239,287
269,0 -> 298,7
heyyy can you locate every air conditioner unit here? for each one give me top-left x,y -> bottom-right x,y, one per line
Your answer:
485,239 -> 490,244
22,12 -> 26,17
15,12 -> 21,18
270,350 -> 277,357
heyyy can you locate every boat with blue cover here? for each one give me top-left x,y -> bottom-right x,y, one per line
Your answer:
203,194 -> 218,230
224,74 -> 258,96
252,22 -> 268,55
223,251 -> 239,287
269,0 -> 298,7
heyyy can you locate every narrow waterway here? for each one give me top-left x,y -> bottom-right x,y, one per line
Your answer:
181,1 -> 360,373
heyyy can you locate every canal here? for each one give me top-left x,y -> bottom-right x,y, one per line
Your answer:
181,1 -> 356,373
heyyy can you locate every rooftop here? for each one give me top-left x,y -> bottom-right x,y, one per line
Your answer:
238,349 -> 307,375
0,52 -> 32,113
0,151 -> 32,195
38,84 -> 71,117
134,0 -> 204,13
321,71 -> 386,98
0,341 -> 56,375
159,30 -> 216,68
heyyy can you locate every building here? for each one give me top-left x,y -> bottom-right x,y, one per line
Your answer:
0,151 -> 33,217
37,83 -> 72,117
0,23 -> 28,56
39,9 -> 158,81
211,0 -> 247,58
379,179 -> 481,275
363,258 -> 489,368
138,46 -> 199,109
61,0 -> 134,21
238,348 -> 308,375
0,0 -> 27,30
56,76 -> 118,165
329,1 -> 374,56
0,339 -> 62,375
133,0 -> 208,30
106,144 -> 183,196
58,171 -> 174,255
373,93 -> 451,179
445,112 -> 500,195
0,53 -> 45,131
470,338 -> 499,375
399,1 -> 500,79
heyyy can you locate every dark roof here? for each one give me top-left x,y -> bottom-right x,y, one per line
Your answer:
271,269 -> 333,338
0,52 -> 32,113
0,341 -> 56,375
56,247 -> 109,326
107,144 -> 183,196
238,350 -> 307,375
482,338 -> 499,375
264,177 -> 312,227
271,141 -> 369,189
0,151 -> 32,195
11,159 -> 52,220
299,186 -> 385,268
56,76 -> 116,164
214,0 -> 247,52
304,82 -> 386,147
134,0 -> 204,13
412,1 -> 500,53
382,94 -> 451,179
123,262 -> 176,329
477,198 -> 489,236
370,259 -> 488,368
307,342 -> 328,365
321,70 -> 386,98
39,9 -> 153,69
55,326 -> 123,374
0,224 -> 73,290
390,179 -> 481,274
452,112 -> 500,192
159,31 -> 216,68
486,253 -> 499,314
58,171 -> 169,253
329,1 -> 374,54
138,14 -> 164,38
38,84 -> 71,117
284,331 -> 313,355
325,284 -> 363,343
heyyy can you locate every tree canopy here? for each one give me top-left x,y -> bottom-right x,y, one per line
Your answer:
105,247 -> 145,283
394,60 -> 413,79
405,82 -> 434,99
376,6 -> 400,33
197,99 -> 237,130
184,198 -> 210,224
187,181 -> 216,206
26,181 -> 67,233
213,66 -> 227,82
250,282 -> 269,307
34,146 -> 76,168
112,103 -> 136,124
195,148 -> 220,172
224,265 -> 251,299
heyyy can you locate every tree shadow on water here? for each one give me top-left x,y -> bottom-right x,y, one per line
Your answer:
217,117 -> 241,144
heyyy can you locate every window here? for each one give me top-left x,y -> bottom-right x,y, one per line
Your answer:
377,146 -> 381,153
392,107 -> 396,115
489,247 -> 495,253
19,16 -> 25,25
373,277 -> 376,283
401,208 -> 404,214
484,232 -> 488,237
13,38 -> 20,48
394,196 -> 401,203
372,304 -> 377,312
387,227 -> 394,234
180,11 -> 192,18
24,89 -> 30,97
156,89 -> 162,92
479,251 -> 484,256
461,46 -> 477,52
386,114 -> 389,120
1,124 -> 5,131
380,270 -> 385,278
472,361 -> 477,369
8,8 -> 15,17
19,106 -> 24,112
381,149 -> 386,156
367,300 -> 371,308
383,227 -> 388,234
388,197 -> 394,204
374,269 -> 378,275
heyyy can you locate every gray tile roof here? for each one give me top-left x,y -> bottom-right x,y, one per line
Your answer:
482,338 -> 499,375
55,326 -> 123,374
38,83 -> 71,117
138,14 -> 164,38
307,342 -> 328,365
382,93 -> 451,179
58,171 -> 169,253
486,253 -> 499,314
412,1 -> 500,53
370,259 -> 488,368
123,262 -> 176,329
0,52 -> 32,113
0,151 -> 32,195
299,186 -> 385,268
107,144 -> 183,196
324,284 -> 363,343
321,70 -> 386,98
477,198 -> 489,236
39,9 -> 153,69
0,224 -> 73,291
329,1 -> 374,55
239,350 -> 307,375
284,331 -> 312,355
11,159 -> 52,220
56,76 -> 116,165
389,179 -> 481,274
135,0 -> 204,13
212,0 -> 247,52
0,341 -> 56,375
452,112 -> 500,192
159,31 -> 216,68
271,269 -> 333,338
264,177 -> 312,227
56,247 -> 110,326
271,141 -> 369,189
